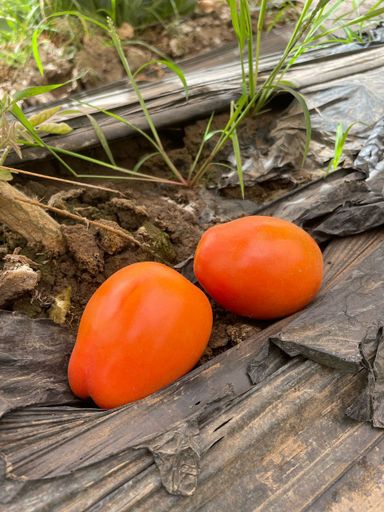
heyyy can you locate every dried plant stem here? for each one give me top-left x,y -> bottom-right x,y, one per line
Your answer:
0,181 -> 65,253
0,148 -> 11,166
16,196 -> 147,251
0,165 -> 124,196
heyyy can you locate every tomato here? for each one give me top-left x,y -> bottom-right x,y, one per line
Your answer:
68,262 -> 212,408
194,216 -> 323,320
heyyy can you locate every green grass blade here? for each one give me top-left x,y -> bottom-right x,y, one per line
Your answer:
158,59 -> 189,100
86,114 -> 116,165
42,145 -> 165,181
44,10 -> 109,30
111,0 -> 117,24
204,129 -> 225,142
75,98 -> 162,152
133,59 -> 189,99
188,112 -> 215,180
107,18 -> 185,184
126,40 -> 168,59
13,80 -> 74,102
307,7 -> 384,43
32,10 -> 109,75
32,29 -> 44,76
227,0 -> 240,38
207,162 -> 236,172
327,122 -> 356,174
10,103 -> 44,146
133,152 -> 160,173
254,0 -> 268,90
230,101 -> 244,198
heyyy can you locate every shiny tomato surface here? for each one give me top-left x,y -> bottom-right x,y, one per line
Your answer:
194,216 -> 323,320
68,262 -> 212,408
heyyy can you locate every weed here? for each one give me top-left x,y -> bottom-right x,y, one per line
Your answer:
327,122 -> 356,174
0,86 -> 73,169
0,1 -> 44,66
189,0 -> 384,192
0,0 -> 195,69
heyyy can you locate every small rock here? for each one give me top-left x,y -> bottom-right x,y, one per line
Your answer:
209,323 -> 230,349
62,224 -> 104,274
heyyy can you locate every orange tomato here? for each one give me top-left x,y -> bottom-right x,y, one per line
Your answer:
68,262 -> 212,408
194,216 -> 323,320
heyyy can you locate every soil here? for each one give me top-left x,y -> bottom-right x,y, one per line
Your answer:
0,167 -> 265,361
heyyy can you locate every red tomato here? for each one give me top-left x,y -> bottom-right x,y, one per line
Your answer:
194,216 -> 323,320
68,262 -> 212,408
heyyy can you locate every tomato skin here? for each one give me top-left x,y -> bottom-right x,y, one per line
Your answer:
68,262 -> 212,409
194,216 -> 323,320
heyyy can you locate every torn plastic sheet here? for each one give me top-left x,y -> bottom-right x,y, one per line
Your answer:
272,241 -> 384,369
356,116 -> 384,182
1,357 -> 369,510
262,115 -> 384,242
247,341 -> 270,385
346,328 -> 384,428
198,188 -> 259,224
137,421 -> 200,496
272,240 -> 384,426
0,311 -> 77,418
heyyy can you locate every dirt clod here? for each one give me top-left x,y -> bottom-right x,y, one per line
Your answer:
74,35 -> 124,88
117,22 -> 135,40
61,224 -> 104,274
137,222 -> 177,262
48,188 -> 85,209
209,317 -> 261,350
110,197 -> 149,231
125,46 -> 152,72
97,219 -> 132,255
0,253 -> 40,307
